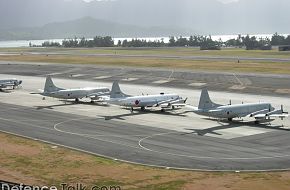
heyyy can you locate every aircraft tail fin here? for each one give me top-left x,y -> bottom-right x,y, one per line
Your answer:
110,81 -> 130,98
198,88 -> 220,110
44,76 -> 63,93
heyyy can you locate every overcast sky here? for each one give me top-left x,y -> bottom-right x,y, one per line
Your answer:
0,0 -> 289,34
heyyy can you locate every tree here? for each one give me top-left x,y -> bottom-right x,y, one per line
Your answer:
284,35 -> 290,45
117,40 -> 122,47
176,36 -> 188,46
271,32 -> 286,46
168,36 -> 176,47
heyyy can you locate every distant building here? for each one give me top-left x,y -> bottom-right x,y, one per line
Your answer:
260,45 -> 272,50
279,45 -> 290,51
200,45 -> 221,50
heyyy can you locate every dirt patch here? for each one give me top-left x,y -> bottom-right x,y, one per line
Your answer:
276,89 -> 290,94
0,140 -> 41,157
1,132 -> 290,190
0,168 -> 41,185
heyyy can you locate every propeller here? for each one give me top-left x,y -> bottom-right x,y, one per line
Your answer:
13,81 -> 17,89
184,97 -> 188,104
228,100 -> 232,105
281,105 -> 288,114
281,105 -> 285,121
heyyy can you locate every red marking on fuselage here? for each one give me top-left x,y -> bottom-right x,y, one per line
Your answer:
135,100 -> 140,105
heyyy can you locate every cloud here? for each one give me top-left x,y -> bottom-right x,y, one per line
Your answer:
82,0 -> 117,2
217,0 -> 239,4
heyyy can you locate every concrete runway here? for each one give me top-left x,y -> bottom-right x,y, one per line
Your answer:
1,63 -> 290,171
8,50 -> 290,63
1,61 -> 290,97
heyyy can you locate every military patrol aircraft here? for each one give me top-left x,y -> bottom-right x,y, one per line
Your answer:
0,78 -> 22,90
36,76 -> 110,102
187,89 -> 288,124
107,81 -> 186,112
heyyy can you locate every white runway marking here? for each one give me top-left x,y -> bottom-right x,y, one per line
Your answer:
71,74 -> 87,78
152,80 -> 171,84
93,76 -> 111,79
53,118 -> 146,138
122,78 -> 139,81
233,73 -> 244,86
138,132 -> 290,160
47,72 -> 63,76
189,82 -> 206,87
229,85 -> 246,90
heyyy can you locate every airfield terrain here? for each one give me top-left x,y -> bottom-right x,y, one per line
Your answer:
1,61 -> 290,171
1,48 -> 290,189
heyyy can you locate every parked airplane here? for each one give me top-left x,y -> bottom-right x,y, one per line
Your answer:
187,89 -> 288,124
107,81 -> 186,112
0,78 -> 22,90
36,76 -> 110,102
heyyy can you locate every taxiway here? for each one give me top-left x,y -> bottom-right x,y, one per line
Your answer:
0,63 -> 290,171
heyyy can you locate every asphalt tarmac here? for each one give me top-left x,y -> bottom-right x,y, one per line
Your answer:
1,61 -> 290,97
1,62 -> 290,171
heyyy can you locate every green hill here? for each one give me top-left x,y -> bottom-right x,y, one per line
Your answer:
0,17 -> 196,40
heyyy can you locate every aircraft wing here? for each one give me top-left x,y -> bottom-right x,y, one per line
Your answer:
246,109 -> 270,118
86,92 -> 110,99
252,108 -> 288,120
0,82 -> 13,88
0,84 -> 7,88
154,98 -> 186,108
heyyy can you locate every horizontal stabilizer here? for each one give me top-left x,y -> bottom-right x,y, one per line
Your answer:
185,105 -> 199,111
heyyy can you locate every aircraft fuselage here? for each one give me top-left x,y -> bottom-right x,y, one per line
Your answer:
43,87 -> 109,99
109,94 -> 180,108
196,103 -> 273,119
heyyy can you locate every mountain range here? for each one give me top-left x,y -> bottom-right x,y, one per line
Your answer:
0,17 -> 197,40
0,0 -> 289,40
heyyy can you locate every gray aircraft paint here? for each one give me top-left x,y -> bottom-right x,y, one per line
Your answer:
189,88 -> 287,122
108,81 -> 184,109
0,78 -> 22,89
41,75 -> 110,100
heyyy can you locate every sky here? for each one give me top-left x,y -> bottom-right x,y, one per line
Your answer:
0,0 -> 289,35
217,0 -> 239,3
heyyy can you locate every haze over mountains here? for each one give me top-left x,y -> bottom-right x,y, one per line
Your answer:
0,0 -> 289,40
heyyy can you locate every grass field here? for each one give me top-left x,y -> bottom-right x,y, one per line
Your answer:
1,47 -> 290,58
1,132 -> 290,190
0,52 -> 290,74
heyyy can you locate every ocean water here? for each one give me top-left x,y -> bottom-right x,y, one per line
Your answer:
0,34 -> 288,48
